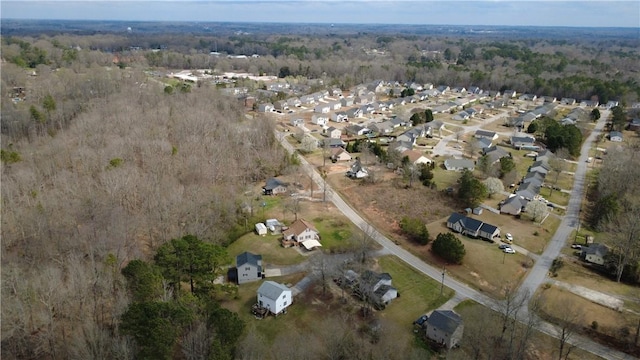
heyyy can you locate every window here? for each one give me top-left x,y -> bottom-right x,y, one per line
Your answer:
283,301 -> 287,306
245,267 -> 251,271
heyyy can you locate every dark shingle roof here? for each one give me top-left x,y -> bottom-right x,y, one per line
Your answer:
427,310 -> 462,335
236,251 -> 262,267
264,178 -> 287,191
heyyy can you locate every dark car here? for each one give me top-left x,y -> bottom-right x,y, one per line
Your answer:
413,315 -> 428,327
499,244 -> 510,250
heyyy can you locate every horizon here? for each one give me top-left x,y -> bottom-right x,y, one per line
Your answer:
2,1 -> 639,28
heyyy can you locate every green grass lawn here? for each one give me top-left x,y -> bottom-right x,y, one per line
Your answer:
539,187 -> 570,206
432,164 -> 461,190
312,215 -> 365,253
227,232 -> 305,266
378,256 -> 453,326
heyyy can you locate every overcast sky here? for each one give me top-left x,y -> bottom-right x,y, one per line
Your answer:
2,1 -> 639,28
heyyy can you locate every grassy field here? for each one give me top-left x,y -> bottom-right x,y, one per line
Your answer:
227,232 -> 305,266
377,256 -> 453,326
452,300 -> 607,360
311,215 -> 368,253
536,285 -> 640,357
539,187 -> 570,206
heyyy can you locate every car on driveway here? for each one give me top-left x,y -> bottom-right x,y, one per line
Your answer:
499,244 -> 510,250
505,233 -> 514,242
503,247 -> 516,254
571,244 -> 582,249
413,315 -> 428,327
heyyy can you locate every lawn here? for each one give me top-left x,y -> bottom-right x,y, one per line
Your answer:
432,162 -> 462,190
539,187 -> 570,206
553,254 -> 640,305
377,256 -> 453,326
536,285 -> 640,358
452,300 -> 607,360
227,232 -> 305,266
312,215 -> 368,253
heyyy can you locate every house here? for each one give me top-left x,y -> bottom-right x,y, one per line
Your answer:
345,125 -> 370,137
401,149 -> 432,166
560,98 -> 576,105
446,213 -> 483,238
263,178 -> 288,195
482,146 -> 510,164
331,148 -> 352,162
331,112 -> 349,122
604,101 -> 619,109
503,89 -> 517,98
300,95 -> 316,105
609,131 -> 623,142
510,136 -> 536,149
515,181 -> 541,201
519,94 -> 537,101
425,310 -> 464,349
522,171 -> 545,187
345,107 -> 363,119
369,121 -> 394,135
312,114 -> 329,126
290,118 -> 304,127
258,103 -> 274,113
323,138 -> 346,148
446,213 -> 500,241
444,158 -> 475,171
346,159 -> 369,179
236,252 -> 263,284
453,111 -> 470,121
359,270 -> 398,307
325,126 -> 342,139
257,281 -> 292,316
328,101 -> 342,111
474,130 -> 498,141
581,244 -> 609,265
580,100 -> 599,107
475,137 -> 493,151
255,223 -> 267,235
282,218 -> 320,248
314,104 -> 331,114
329,88 -> 342,97
287,97 -> 302,107
479,222 -> 500,240
629,118 -> 640,131
500,195 -> 529,216
529,161 -> 550,176
274,100 -> 289,111
340,96 -> 355,107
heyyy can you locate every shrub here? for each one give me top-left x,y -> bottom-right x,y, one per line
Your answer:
431,233 -> 466,264
591,321 -> 599,330
399,217 -> 430,245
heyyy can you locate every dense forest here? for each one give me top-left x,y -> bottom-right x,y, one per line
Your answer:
2,22 -> 640,359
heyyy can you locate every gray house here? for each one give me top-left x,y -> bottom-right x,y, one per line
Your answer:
426,310 -> 464,349
581,244 -> 609,265
500,195 -> 529,216
447,213 -> 499,241
263,178 -> 288,195
444,158 -> 475,171
236,252 -> 263,284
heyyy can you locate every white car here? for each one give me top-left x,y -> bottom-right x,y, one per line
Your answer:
503,247 -> 516,254
505,233 -> 514,242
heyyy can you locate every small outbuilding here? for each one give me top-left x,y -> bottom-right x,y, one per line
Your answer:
255,223 -> 267,235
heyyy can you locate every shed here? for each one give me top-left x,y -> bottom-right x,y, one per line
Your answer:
255,223 -> 267,235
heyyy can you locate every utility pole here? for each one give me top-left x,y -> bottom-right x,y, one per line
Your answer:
440,266 -> 445,295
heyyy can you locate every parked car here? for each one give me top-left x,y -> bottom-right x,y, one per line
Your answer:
499,244 -> 510,250
413,315 -> 428,326
503,247 -> 516,254
571,244 -> 582,249
505,233 -> 514,242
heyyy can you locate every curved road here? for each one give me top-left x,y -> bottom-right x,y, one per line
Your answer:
276,109 -> 635,360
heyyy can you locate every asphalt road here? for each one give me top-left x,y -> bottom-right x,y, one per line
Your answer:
275,109 -> 637,359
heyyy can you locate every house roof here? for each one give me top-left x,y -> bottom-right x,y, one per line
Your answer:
236,252 -> 262,267
427,310 -> 462,335
511,136 -> 535,145
475,130 -> 496,138
257,281 -> 290,301
447,213 -> 482,232
582,243 -> 609,257
610,131 -> 623,138
444,158 -> 475,170
283,218 -> 317,238
403,149 -> 430,164
480,222 -> 499,235
502,195 -> 529,212
301,239 -> 322,250
476,137 -> 493,149
264,178 -> 287,190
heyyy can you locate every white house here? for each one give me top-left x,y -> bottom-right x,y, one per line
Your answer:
311,114 -> 329,126
331,112 -> 349,122
314,104 -> 331,113
325,126 -> 342,139
401,149 -> 432,166
609,131 -> 623,142
257,281 -> 292,316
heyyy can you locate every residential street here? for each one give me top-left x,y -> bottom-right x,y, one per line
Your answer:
431,112 -> 509,156
515,110 -> 610,310
274,109 -> 638,360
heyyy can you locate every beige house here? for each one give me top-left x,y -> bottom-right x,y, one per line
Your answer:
331,148 -> 352,162
282,219 -> 320,248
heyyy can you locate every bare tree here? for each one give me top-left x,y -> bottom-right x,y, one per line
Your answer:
525,200 -> 548,223
483,177 -> 504,198
548,148 -> 568,196
605,205 -> 640,282
555,303 -> 584,360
